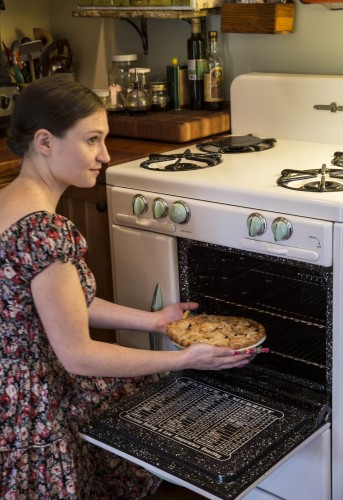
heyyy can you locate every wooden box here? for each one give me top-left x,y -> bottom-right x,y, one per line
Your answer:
221,2 -> 295,34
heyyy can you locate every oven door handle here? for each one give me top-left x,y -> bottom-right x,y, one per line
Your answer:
149,283 -> 163,350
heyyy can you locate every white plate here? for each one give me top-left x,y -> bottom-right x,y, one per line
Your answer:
170,335 -> 267,352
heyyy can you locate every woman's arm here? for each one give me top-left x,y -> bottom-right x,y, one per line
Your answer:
31,260 -> 252,377
88,296 -> 198,333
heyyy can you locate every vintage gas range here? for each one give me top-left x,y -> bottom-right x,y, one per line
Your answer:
81,73 -> 343,500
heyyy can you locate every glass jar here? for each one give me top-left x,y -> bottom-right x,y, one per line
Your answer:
150,83 -> 169,112
125,81 -> 151,115
108,54 -> 137,112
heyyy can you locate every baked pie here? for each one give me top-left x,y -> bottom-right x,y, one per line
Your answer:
167,313 -> 265,349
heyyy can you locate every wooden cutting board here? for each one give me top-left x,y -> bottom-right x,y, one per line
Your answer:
107,108 -> 230,143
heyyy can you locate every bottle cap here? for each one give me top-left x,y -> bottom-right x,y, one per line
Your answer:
191,18 -> 202,32
112,54 -> 138,62
171,57 -> 179,65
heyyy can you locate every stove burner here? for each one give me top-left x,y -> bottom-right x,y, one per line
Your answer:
332,151 -> 343,167
196,134 -> 276,154
140,149 -> 222,171
277,164 -> 343,192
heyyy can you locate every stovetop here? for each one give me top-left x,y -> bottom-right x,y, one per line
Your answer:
106,138 -> 343,222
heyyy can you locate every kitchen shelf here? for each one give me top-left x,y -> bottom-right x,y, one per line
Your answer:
221,2 -> 294,34
72,7 -> 219,53
72,7 -> 220,18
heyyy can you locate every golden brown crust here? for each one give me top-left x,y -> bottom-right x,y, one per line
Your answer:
167,314 -> 265,349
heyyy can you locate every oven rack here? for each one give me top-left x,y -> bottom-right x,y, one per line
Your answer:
200,293 -> 326,330
196,292 -> 327,370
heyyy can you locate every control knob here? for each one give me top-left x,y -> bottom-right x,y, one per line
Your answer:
169,201 -> 190,224
152,198 -> 168,219
132,194 -> 148,216
271,217 -> 293,242
247,213 -> 267,237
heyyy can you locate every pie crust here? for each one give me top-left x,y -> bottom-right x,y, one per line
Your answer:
167,314 -> 266,349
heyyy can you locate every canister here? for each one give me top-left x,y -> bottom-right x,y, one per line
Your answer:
108,54 -> 137,101
166,57 -> 189,110
150,82 -> 169,111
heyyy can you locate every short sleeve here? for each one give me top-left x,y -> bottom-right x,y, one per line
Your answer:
7,212 -> 88,280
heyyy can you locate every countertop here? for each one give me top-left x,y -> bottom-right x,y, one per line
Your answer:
0,135 -> 206,186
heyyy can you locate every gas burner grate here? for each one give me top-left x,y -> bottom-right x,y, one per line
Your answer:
140,149 -> 222,171
331,151 -> 343,167
196,134 -> 276,154
277,164 -> 343,192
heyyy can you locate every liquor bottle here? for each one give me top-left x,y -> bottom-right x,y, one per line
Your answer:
204,31 -> 224,111
187,18 -> 206,110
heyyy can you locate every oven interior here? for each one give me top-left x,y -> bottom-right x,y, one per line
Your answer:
178,239 -> 332,393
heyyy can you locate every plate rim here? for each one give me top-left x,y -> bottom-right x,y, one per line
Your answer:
170,334 -> 267,351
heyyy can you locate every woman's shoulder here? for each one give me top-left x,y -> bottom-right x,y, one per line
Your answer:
2,210 -> 88,263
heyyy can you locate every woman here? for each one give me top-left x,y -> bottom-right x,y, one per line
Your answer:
0,76 -> 252,499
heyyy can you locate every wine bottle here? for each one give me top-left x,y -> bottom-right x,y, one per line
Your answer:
204,31 -> 224,111
187,18 -> 206,110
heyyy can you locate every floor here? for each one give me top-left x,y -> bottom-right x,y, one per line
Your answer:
147,481 -> 205,499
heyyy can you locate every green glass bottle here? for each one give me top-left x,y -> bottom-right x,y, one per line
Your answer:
187,18 -> 206,110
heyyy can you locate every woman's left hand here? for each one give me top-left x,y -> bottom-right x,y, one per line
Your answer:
154,302 -> 198,334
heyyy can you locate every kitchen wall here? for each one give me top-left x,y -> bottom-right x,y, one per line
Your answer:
114,2 -> 343,97
0,0 -> 115,88
2,0 -> 343,98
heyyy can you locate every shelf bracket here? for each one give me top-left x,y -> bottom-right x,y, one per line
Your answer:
121,18 -> 148,55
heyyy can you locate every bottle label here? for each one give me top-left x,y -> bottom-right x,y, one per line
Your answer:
188,59 -> 206,81
204,67 -> 224,102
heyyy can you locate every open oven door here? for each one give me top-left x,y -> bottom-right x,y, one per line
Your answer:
80,368 -> 331,500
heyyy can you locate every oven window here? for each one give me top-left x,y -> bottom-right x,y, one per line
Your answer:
178,239 -> 332,389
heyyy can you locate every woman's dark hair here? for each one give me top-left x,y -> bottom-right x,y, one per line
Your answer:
7,76 -> 105,157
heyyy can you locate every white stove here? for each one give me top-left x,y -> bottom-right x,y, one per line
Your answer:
106,137 -> 343,221
85,74 -> 343,500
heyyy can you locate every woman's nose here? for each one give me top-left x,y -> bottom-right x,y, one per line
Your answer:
98,143 -> 111,164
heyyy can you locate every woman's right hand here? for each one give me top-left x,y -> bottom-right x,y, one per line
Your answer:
181,343 -> 254,371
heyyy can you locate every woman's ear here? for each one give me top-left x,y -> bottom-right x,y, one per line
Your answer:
33,129 -> 53,155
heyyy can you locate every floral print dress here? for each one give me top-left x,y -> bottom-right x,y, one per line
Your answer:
0,212 -> 161,500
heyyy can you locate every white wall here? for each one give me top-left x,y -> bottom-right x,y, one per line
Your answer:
49,0 -> 117,88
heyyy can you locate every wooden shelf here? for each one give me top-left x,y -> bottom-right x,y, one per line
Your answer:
221,2 -> 294,34
72,7 -> 220,18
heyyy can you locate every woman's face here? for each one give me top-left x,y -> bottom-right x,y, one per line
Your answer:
49,110 -> 110,189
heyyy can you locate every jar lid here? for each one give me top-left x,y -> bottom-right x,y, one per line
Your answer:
129,67 -> 151,74
92,89 -> 110,98
112,54 -> 138,62
150,83 -> 167,91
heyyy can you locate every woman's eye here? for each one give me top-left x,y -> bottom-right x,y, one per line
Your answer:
88,136 -> 97,144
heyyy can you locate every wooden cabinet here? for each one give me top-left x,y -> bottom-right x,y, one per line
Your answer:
57,181 -> 115,343
221,2 -> 294,34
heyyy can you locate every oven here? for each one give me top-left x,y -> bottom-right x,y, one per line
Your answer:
80,73 -> 343,499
